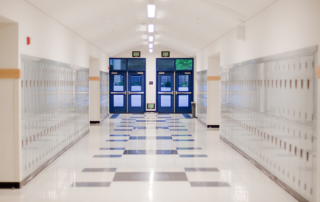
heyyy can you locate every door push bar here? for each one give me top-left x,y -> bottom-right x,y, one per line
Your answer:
175,92 -> 192,95
158,92 -> 174,95
111,91 -> 127,95
128,92 -> 145,95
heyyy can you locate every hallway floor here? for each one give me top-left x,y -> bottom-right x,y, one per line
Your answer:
0,114 -> 297,202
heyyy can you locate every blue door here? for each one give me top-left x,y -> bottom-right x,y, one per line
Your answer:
110,71 -> 127,113
128,71 -> 145,113
175,71 -> 193,113
157,71 -> 174,113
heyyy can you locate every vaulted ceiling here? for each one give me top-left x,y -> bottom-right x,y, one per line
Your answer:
27,0 -> 277,56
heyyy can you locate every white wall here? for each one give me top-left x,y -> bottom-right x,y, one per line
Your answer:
196,0 -> 320,69
0,0 -> 109,183
114,45 -> 188,109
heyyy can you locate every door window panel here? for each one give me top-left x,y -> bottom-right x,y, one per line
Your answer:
178,75 -> 189,91
131,95 -> 142,107
114,95 -> 124,107
178,95 -> 189,107
175,59 -> 193,70
161,95 -> 171,107
113,75 -> 124,91
131,76 -> 142,92
160,76 -> 172,92
110,59 -> 126,70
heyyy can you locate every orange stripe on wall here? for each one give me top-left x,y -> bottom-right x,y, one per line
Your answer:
316,66 -> 320,78
207,76 -> 220,81
89,77 -> 100,81
0,69 -> 20,79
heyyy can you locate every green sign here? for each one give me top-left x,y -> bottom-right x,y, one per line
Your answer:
176,59 -> 193,70
132,51 -> 141,57
147,103 -> 155,109
161,51 -> 170,57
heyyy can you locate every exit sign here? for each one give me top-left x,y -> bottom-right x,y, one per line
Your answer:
132,51 -> 141,57
161,51 -> 170,57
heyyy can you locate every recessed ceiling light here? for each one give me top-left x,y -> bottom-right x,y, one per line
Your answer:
148,24 -> 154,33
147,5 -> 156,18
149,44 -> 153,48
149,36 -> 154,42
149,49 -> 153,53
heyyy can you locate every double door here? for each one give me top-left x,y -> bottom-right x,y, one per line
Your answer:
110,71 -> 145,113
157,71 -> 193,113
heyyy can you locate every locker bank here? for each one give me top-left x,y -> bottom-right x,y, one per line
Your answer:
0,0 -> 319,202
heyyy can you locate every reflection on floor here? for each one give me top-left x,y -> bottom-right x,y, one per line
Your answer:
0,114 -> 298,202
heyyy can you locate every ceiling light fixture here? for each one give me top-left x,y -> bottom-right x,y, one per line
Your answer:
147,5 -> 156,18
149,36 -> 154,42
148,24 -> 154,33
149,44 -> 153,48
149,49 -> 153,53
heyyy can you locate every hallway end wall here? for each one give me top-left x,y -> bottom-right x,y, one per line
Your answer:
114,45 -> 189,111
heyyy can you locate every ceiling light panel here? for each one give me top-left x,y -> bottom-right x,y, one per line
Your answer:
149,49 -> 153,53
149,44 -> 154,48
147,4 -> 156,18
148,24 -> 154,33
149,36 -> 154,42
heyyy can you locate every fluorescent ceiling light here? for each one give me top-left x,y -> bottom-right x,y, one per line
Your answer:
148,24 -> 154,33
149,49 -> 153,53
149,44 -> 153,48
149,36 -> 154,42
148,5 -> 156,18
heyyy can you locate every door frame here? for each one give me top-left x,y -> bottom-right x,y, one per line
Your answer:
109,58 -> 146,113
155,58 -> 194,113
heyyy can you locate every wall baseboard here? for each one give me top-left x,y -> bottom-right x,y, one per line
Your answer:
0,182 -> 21,189
20,130 -> 90,188
207,125 -> 219,128
220,136 -> 309,202
90,121 -> 100,124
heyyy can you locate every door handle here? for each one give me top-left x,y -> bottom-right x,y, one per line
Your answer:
176,92 -> 192,95
111,92 -> 127,95
158,92 -> 173,95
128,92 -> 144,95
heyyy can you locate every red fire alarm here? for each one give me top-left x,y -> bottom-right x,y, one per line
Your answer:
27,37 -> 31,45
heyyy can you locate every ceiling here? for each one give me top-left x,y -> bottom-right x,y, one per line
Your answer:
26,0 -> 277,56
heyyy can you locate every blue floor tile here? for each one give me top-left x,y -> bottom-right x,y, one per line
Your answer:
156,127 -> 169,129
176,147 -> 202,150
129,136 -> 172,140
168,126 -> 185,127
110,114 -> 120,119
170,129 -> 188,131
93,155 -> 122,158
133,127 -> 147,129
110,135 -> 130,137
179,155 -> 208,157
114,129 -> 132,131
106,140 -> 128,142
172,135 -> 192,136
129,136 -> 147,140
123,150 -> 178,155
182,114 -> 192,119
100,148 -> 125,150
